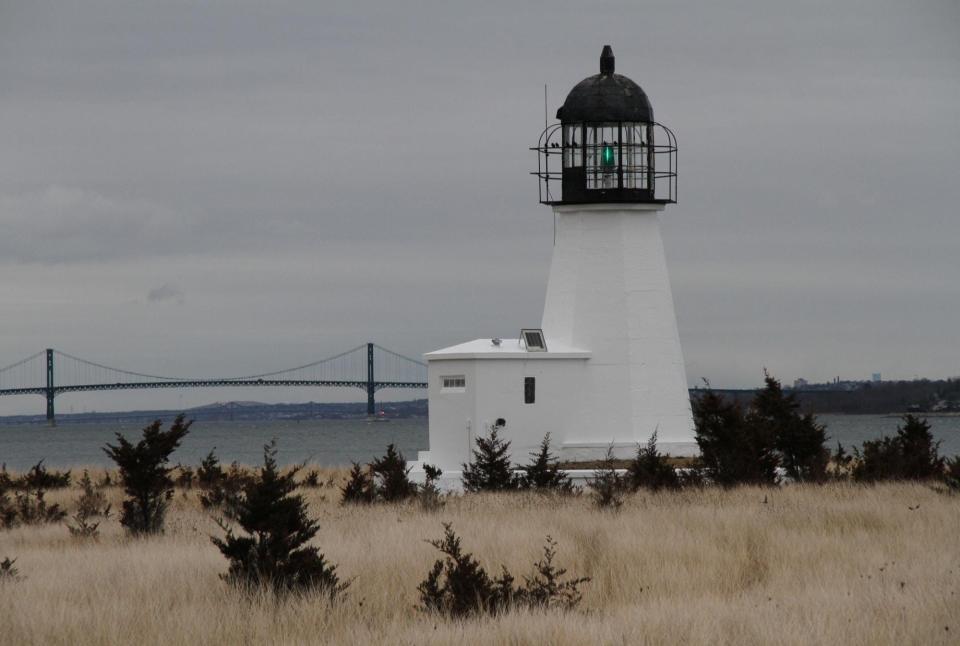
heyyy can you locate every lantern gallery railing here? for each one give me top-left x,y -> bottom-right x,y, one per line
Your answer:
531,121 -> 677,206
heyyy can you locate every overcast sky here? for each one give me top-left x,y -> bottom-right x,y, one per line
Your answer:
1,0 -> 958,415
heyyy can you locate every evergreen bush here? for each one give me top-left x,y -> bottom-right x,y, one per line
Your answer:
518,434 -> 573,494
174,465 -> 195,489
944,456 -> 960,492
853,415 -> 944,482
339,445 -> 418,504
754,374 -> 829,482
197,450 -> 225,490
416,464 -> 445,512
626,431 -> 680,492
693,386 -> 779,486
0,557 -> 21,583
197,450 -> 250,512
18,461 -> 71,490
300,469 -> 321,488
212,441 -> 347,598
103,415 -> 191,535
340,462 -> 375,505
462,426 -> 519,492
589,446 -> 625,509
369,444 -> 416,502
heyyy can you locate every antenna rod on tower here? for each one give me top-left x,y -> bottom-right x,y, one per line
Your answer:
544,84 -> 548,132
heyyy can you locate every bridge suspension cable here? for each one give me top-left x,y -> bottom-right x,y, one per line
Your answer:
0,342 -> 428,424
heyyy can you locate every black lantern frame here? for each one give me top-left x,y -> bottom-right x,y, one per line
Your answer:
532,120 -> 677,205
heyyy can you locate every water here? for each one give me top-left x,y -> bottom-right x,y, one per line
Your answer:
0,418 -> 429,470
0,414 -> 956,470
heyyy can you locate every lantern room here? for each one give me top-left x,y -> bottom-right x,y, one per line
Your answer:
533,45 -> 677,205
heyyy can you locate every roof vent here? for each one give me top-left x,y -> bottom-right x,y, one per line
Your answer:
520,328 -> 547,352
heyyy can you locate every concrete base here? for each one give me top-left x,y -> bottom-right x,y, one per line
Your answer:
409,464 -> 607,493
559,441 -> 699,461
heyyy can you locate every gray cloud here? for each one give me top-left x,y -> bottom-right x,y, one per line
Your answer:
147,283 -> 184,304
0,0 -> 958,414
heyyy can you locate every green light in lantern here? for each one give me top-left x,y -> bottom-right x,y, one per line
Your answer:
601,144 -> 616,167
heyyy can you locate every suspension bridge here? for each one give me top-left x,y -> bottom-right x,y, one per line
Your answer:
0,343 -> 427,424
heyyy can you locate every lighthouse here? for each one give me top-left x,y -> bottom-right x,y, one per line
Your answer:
535,45 -> 693,456
416,47 -> 695,485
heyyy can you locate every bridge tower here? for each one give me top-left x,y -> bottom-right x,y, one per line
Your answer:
366,342 -> 376,416
45,348 -> 56,426
534,45 -> 692,453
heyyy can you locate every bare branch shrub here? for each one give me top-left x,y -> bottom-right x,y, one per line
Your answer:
68,470 -> 111,539
418,523 -> 588,617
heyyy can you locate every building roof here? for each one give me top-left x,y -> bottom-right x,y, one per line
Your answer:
556,45 -> 654,124
425,338 -> 591,361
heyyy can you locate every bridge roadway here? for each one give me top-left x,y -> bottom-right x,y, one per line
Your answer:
0,379 -> 427,397
0,343 -> 428,424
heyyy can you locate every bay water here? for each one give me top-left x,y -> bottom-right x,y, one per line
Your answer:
0,414 -> 957,471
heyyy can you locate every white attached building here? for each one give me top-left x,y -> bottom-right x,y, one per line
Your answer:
414,46 -> 696,486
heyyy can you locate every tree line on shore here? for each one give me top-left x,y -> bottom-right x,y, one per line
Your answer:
1,373 -> 958,616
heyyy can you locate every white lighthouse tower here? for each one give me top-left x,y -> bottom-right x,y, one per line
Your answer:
535,45 -> 693,456
415,47 -> 694,484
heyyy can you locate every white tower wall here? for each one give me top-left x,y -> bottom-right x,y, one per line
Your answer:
541,203 -> 695,455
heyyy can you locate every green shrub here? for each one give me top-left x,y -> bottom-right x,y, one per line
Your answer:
0,557 -> 21,583
416,464 -> 445,512
17,461 -> 71,490
1,475 -> 67,528
0,494 -> 15,528
518,434 -> 573,494
0,466 -> 11,493
944,456 -> 960,492
853,415 -> 944,482
693,386 -> 779,486
462,426 -> 519,492
418,523 -> 588,618
369,444 -> 416,502
300,469 -> 321,488
67,470 -> 111,539
212,441 -> 347,598
197,450 -> 224,490
589,446 -> 626,509
626,431 -> 680,492
339,444 -> 417,504
754,375 -> 829,482
103,415 -> 191,535
340,462 -> 375,505
197,450 -> 250,512
175,465 -> 195,489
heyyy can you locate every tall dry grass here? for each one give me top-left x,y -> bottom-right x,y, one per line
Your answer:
0,469 -> 957,645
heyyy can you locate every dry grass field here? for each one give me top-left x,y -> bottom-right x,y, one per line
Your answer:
0,470 -> 957,646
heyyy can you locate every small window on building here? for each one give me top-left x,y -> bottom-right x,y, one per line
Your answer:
441,375 -> 466,392
520,328 -> 547,352
524,377 -> 536,404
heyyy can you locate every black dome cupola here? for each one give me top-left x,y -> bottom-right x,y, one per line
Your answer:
533,46 -> 676,205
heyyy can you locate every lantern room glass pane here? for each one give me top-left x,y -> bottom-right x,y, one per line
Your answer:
622,123 -> 652,190
563,125 -> 582,168
586,123 -> 619,190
